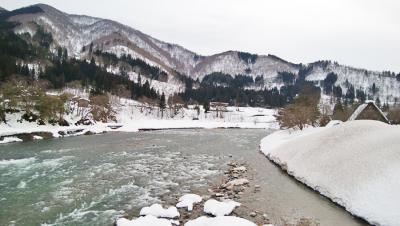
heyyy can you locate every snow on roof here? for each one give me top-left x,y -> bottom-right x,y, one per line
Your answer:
348,101 -> 389,122
348,103 -> 368,121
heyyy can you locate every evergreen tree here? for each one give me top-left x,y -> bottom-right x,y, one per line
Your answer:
371,83 -> 378,95
376,97 -> 381,107
89,42 -> 93,53
159,93 -> 166,118
356,89 -> 366,103
203,101 -> 210,113
333,86 -> 342,98
345,85 -> 355,103
323,72 -> 338,94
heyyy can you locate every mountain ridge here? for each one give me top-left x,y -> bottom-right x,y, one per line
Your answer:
2,4 -> 396,73
3,3 -> 400,103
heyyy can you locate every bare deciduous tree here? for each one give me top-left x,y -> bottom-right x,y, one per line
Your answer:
89,94 -> 115,122
387,108 -> 400,124
276,96 -> 320,130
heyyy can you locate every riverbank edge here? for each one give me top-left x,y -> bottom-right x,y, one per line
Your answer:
258,130 -> 372,226
0,123 -> 275,144
117,161 -> 275,226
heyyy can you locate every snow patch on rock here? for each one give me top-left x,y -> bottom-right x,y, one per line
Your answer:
0,137 -> 23,144
203,199 -> 241,216
176,194 -> 202,211
139,204 -> 180,219
116,215 -> 173,226
185,216 -> 256,226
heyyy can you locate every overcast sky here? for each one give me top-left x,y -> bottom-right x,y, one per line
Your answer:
2,0 -> 400,72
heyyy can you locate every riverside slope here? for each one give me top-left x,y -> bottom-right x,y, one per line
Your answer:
260,120 -> 400,226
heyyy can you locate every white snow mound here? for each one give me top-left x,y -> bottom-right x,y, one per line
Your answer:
0,137 -> 23,144
116,215 -> 172,226
176,194 -> 202,211
260,120 -> 400,226
139,204 -> 180,219
185,216 -> 256,226
203,199 -> 241,216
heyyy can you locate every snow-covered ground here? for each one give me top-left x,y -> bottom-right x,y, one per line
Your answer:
176,194 -> 202,212
260,120 -> 400,226
116,194 -> 272,226
139,204 -> 180,219
203,199 -> 241,216
0,95 -> 277,144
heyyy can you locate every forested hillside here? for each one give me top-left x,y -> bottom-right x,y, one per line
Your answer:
1,3 -> 400,127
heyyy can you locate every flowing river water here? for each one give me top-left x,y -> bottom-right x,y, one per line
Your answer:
0,129 -> 367,226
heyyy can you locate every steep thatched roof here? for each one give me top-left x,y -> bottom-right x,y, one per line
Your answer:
348,101 -> 389,123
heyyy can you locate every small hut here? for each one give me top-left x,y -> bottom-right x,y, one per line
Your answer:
210,102 -> 229,112
348,101 -> 389,124
77,98 -> 90,108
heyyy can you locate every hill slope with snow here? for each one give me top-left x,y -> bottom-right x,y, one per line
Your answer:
0,7 -> 7,14
260,120 -> 400,226
3,4 -> 400,102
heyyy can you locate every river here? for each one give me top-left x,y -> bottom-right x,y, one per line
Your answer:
0,129 -> 367,226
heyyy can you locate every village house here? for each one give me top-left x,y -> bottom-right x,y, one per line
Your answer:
210,102 -> 229,112
348,101 -> 390,124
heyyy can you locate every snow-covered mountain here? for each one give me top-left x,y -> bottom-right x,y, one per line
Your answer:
4,4 -> 400,102
0,7 -> 7,13
306,61 -> 400,103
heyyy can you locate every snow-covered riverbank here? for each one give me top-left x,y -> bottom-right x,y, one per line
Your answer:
260,120 -> 400,226
0,103 -> 277,144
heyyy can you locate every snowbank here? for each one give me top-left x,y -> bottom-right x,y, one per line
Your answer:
203,199 -> 241,216
260,120 -> 400,226
0,136 -> 23,144
116,215 -> 173,226
114,98 -> 278,132
139,204 -> 180,219
185,216 -> 256,226
0,98 -> 277,144
33,135 -> 43,140
176,194 -> 202,211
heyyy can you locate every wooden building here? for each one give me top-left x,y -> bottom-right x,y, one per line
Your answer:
348,101 -> 390,124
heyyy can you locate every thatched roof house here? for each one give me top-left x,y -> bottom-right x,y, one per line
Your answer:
348,101 -> 389,124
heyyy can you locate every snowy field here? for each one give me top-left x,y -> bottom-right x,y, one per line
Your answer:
260,120 -> 400,226
0,96 -> 277,144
